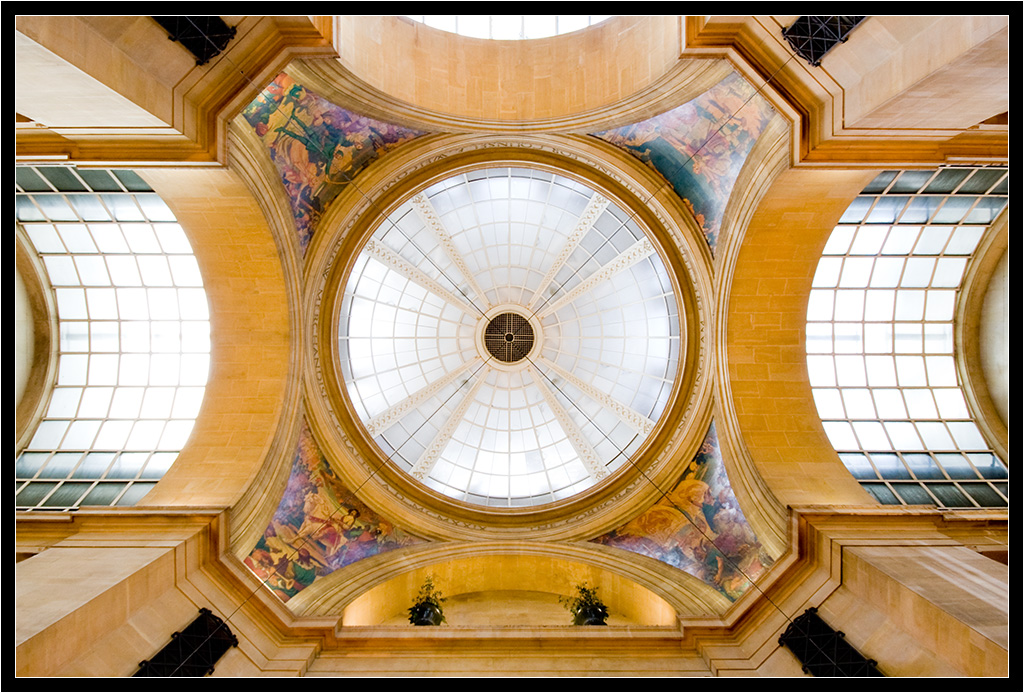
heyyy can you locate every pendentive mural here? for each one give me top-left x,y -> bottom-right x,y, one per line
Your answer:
241,72 -> 426,251
591,422 -> 773,601
244,421 -> 424,602
592,71 -> 776,253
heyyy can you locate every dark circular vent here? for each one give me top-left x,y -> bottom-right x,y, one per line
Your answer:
483,312 -> 535,363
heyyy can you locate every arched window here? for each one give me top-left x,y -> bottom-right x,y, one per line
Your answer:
806,167 -> 1008,508
16,167 -> 210,511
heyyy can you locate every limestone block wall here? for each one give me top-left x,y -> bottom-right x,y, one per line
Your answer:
135,168 -> 292,508
725,167 -> 876,507
818,544 -> 1009,676
333,16 -> 683,123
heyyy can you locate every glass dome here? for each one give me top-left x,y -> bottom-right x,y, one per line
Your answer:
338,167 -> 681,507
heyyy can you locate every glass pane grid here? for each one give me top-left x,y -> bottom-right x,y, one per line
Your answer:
17,167 -> 208,512
808,167 -> 1008,509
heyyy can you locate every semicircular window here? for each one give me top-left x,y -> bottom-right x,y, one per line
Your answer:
339,167 -> 680,508
806,167 -> 1008,508
16,167 -> 210,511
404,15 -> 611,40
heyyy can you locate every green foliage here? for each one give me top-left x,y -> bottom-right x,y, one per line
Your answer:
559,582 -> 608,622
408,576 -> 447,625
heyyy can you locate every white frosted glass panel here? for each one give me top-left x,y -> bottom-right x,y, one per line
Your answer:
834,356 -> 866,387
852,421 -> 891,449
915,422 -> 955,449
839,258 -> 873,288
812,389 -> 845,418
872,389 -> 907,418
812,258 -> 843,287
823,226 -> 855,254
806,356 -> 836,387
930,259 -> 966,288
883,422 -> 922,450
805,324 -> 832,353
850,226 -> 888,255
933,389 -> 969,418
946,421 -> 988,450
841,389 -> 875,418
869,258 -> 903,287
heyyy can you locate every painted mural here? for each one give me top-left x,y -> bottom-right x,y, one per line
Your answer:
244,421 -> 424,602
242,72 -> 425,251
592,71 -> 776,253
591,422 -> 772,601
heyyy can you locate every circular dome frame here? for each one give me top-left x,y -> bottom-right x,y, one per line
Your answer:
304,133 -> 715,542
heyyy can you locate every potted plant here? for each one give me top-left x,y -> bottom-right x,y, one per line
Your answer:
407,576 -> 447,626
559,582 -> 609,626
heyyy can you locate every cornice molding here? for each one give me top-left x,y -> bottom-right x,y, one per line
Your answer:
682,16 -> 1009,167
711,113 -> 792,558
15,16 -> 337,166
15,505 -> 1005,674
286,55 -> 735,135
287,540 -> 732,620
15,225 -> 58,455
222,121 -> 308,557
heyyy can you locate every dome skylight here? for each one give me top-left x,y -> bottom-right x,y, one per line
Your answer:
339,167 -> 681,508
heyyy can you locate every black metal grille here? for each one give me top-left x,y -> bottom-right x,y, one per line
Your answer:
152,17 -> 237,66
779,607 -> 883,677
483,312 -> 534,363
782,17 -> 866,67
135,608 -> 238,677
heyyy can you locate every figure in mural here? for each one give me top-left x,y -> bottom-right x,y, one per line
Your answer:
591,422 -> 773,601
242,73 -> 425,251
243,422 -> 423,602
592,71 -> 776,253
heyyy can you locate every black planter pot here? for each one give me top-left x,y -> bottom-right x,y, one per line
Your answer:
572,604 -> 608,626
409,602 -> 444,626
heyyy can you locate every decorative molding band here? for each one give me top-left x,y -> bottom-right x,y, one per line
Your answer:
955,206 -> 1009,463
409,370 -> 488,480
528,365 -> 607,481
15,225 -> 58,454
223,121 -> 308,557
538,357 -> 657,437
288,49 -> 733,136
525,192 -> 610,311
711,113 -> 793,558
411,193 -> 490,310
364,358 -> 481,438
537,237 -> 655,319
361,237 -> 479,318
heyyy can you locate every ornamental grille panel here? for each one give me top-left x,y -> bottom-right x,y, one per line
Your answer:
782,16 -> 866,67
483,312 -> 535,363
152,17 -> 236,65
779,607 -> 883,677
135,608 -> 237,677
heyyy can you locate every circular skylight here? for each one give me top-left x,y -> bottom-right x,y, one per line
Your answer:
338,167 -> 680,508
